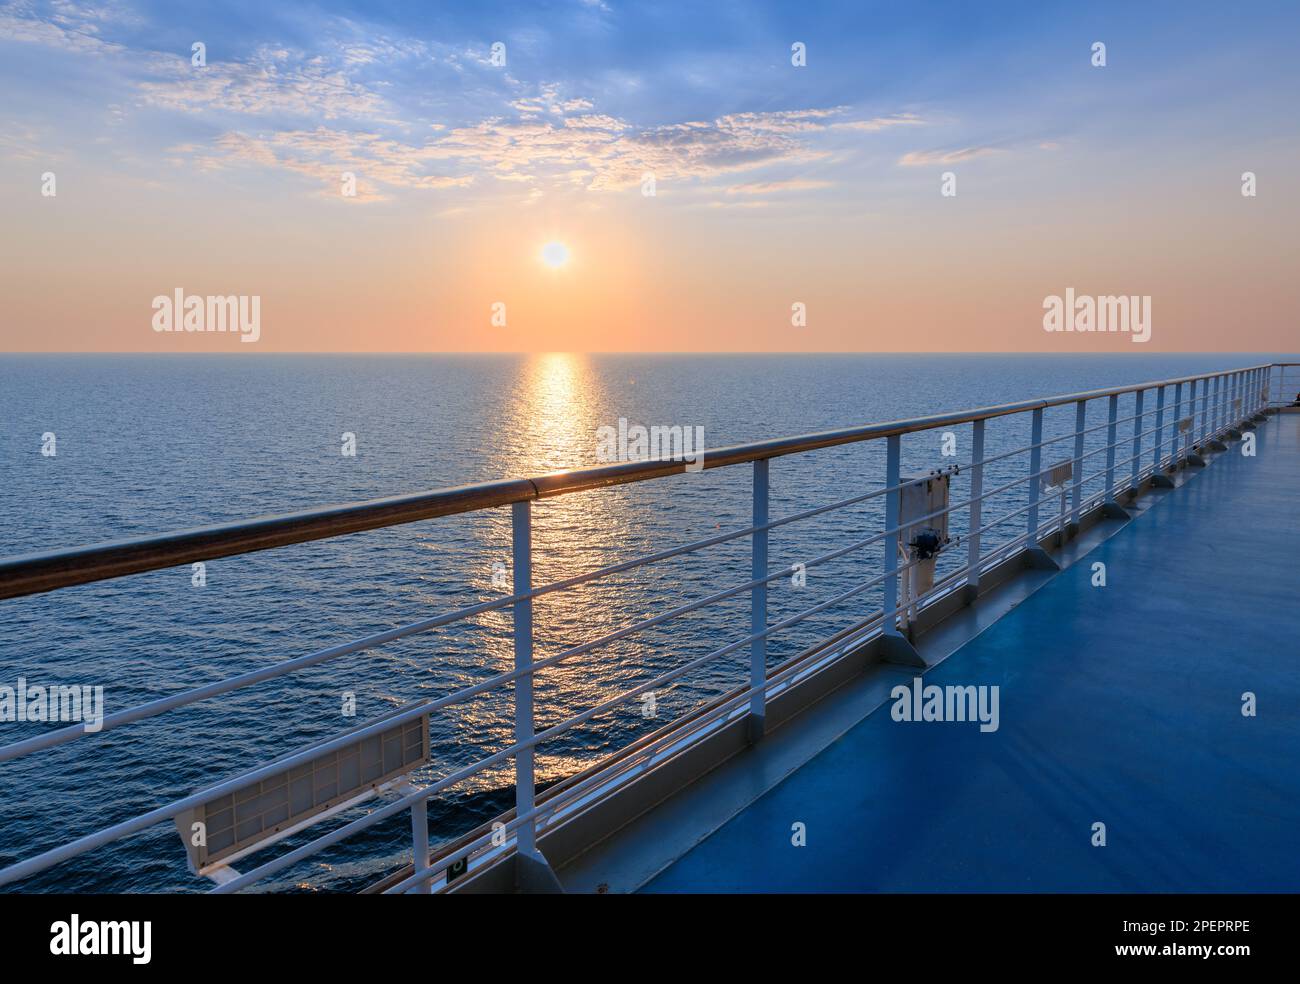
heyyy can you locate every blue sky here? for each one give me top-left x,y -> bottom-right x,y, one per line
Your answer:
7,0 -> 1298,197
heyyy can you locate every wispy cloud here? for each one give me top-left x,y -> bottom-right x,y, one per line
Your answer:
0,0 -> 124,54
898,146 -> 1002,166
137,46 -> 389,120
725,178 -> 833,195
830,113 -> 926,132
0,121 -> 52,160
2,2 -> 397,122
185,128 -> 474,201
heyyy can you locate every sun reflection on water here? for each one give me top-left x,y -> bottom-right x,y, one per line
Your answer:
474,353 -> 655,780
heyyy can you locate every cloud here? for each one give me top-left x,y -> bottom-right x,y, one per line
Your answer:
0,121 -> 52,161
1,3 -> 394,121
563,113 -> 628,130
185,103 -> 874,198
713,108 -> 843,133
187,127 -> 475,201
898,146 -> 1002,166
831,113 -> 926,132
0,0 -> 124,54
136,46 -> 388,120
725,178 -> 833,195
510,85 -> 599,118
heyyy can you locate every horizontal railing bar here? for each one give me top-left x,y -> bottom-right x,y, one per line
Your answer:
0,478 -> 540,601
0,364 -> 1272,600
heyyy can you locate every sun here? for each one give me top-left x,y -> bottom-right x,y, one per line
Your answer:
540,240 -> 570,269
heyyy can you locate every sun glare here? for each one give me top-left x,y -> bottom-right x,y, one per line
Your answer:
540,240 -> 571,269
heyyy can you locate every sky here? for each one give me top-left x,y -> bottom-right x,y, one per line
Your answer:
0,0 -> 1297,352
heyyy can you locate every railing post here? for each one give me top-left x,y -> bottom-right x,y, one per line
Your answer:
510,500 -> 536,860
884,434 -> 902,637
1027,406 -> 1044,543
1171,382 -> 1184,465
880,434 -> 922,665
748,458 -> 768,742
1104,394 -> 1119,503
410,797 -> 431,895
1212,374 -> 1222,438
1198,377 -> 1209,444
1129,389 -> 1144,490
1220,373 -> 1228,432
1070,400 -> 1086,524
965,418 -> 985,603
1153,386 -> 1166,470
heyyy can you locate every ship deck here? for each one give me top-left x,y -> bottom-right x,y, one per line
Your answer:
640,412 -> 1300,892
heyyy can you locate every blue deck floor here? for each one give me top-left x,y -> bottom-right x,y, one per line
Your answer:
646,414 -> 1300,892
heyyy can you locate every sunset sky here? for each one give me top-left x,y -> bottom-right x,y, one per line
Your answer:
1,0 -> 1297,352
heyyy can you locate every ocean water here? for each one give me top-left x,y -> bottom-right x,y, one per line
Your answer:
0,352 -> 1287,892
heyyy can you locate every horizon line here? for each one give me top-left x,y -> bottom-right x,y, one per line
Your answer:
2,350 -> 1295,358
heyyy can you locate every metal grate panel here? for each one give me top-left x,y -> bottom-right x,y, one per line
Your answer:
175,713 -> 429,872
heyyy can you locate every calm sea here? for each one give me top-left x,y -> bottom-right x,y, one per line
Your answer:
0,353 -> 1288,892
